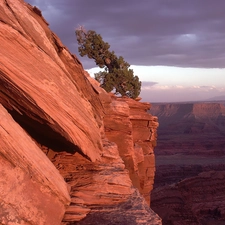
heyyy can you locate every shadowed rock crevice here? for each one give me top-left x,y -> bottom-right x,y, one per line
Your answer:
9,109 -> 82,155
0,71 -> 84,156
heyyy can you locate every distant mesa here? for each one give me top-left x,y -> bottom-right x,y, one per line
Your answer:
205,95 -> 225,102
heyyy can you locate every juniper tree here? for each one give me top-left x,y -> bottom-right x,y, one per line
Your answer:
75,26 -> 141,99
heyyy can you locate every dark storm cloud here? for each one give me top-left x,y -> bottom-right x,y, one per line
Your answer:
25,0 -> 225,69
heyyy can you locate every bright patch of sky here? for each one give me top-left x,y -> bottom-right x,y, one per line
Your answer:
130,65 -> 225,87
87,66 -> 225,102
87,66 -> 225,88
176,33 -> 198,44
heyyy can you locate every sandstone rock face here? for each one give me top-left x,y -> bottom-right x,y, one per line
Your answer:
0,104 -> 70,224
51,141 -> 161,225
0,0 -> 103,162
0,0 -> 161,224
104,97 -> 158,205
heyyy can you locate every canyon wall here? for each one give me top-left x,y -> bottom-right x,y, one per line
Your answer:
150,102 -> 225,155
151,171 -> 225,225
0,0 -> 160,224
150,102 -> 225,224
150,102 -> 225,156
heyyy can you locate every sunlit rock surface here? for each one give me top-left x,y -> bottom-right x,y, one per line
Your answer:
0,104 -> 70,224
104,97 -> 158,205
0,0 -> 161,224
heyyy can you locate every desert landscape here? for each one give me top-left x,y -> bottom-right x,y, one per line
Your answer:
149,102 -> 225,224
1,0 -> 225,224
0,1 -> 161,224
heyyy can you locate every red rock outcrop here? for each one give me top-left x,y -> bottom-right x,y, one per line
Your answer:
0,104 -> 70,224
0,0 -> 160,224
103,97 -> 158,204
0,0 -> 103,162
51,140 -> 161,224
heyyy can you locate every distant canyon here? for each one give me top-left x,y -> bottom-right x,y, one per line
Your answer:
149,101 -> 225,225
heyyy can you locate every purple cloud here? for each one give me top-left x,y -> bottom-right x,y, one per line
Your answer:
25,0 -> 225,69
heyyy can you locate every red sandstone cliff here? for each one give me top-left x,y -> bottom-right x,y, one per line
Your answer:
0,0 -> 160,224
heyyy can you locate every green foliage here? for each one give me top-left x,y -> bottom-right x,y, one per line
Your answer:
75,27 -> 141,98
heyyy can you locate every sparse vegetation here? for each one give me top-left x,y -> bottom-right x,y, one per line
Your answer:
75,26 -> 141,99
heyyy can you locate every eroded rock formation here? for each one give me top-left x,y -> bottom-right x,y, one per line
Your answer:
151,171 -> 225,225
0,0 -> 160,224
150,102 -> 225,156
0,104 -> 70,224
150,102 -> 225,224
103,97 -> 158,205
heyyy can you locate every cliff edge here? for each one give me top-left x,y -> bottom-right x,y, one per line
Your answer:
0,0 -> 160,224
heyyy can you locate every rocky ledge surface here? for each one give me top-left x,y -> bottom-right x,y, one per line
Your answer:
0,0 -> 161,224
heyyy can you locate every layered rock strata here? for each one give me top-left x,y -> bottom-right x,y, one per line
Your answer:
0,104 -> 70,224
0,0 -> 160,224
150,102 -> 225,224
50,140 -> 161,224
151,171 -> 225,225
103,97 -> 158,205
150,102 -> 225,156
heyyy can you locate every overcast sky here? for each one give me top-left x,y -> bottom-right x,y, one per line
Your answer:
25,0 -> 225,102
